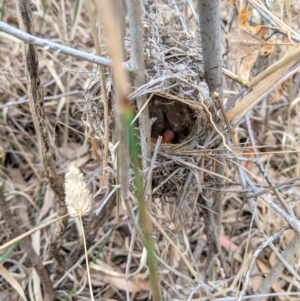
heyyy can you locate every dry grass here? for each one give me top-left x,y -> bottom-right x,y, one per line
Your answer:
1,0 -> 300,301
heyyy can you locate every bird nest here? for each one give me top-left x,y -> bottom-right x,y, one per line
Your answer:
83,21 -> 216,201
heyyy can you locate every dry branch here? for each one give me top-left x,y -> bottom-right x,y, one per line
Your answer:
15,0 -> 68,273
198,0 -> 225,274
198,0 -> 223,94
0,21 -> 111,67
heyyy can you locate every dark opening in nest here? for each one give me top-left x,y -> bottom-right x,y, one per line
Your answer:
149,95 -> 197,144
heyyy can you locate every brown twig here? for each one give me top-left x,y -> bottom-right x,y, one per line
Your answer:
224,47 -> 300,120
15,0 -> 68,273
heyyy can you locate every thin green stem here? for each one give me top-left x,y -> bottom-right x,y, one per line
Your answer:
125,109 -> 161,301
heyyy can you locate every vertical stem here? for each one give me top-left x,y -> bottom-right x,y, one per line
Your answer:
15,0 -> 68,273
127,0 -> 151,173
95,2 -> 160,299
198,0 -> 224,271
127,113 -> 162,301
198,0 -> 223,93
126,5 -> 161,299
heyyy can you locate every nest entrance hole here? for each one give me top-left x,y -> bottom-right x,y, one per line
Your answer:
149,95 -> 196,144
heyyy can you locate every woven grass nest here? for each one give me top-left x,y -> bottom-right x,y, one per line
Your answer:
83,26 -> 216,201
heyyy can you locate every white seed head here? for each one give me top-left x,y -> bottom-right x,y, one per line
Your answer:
65,166 -> 92,217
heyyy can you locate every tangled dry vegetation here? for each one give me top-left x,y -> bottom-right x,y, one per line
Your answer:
1,0 -> 300,301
